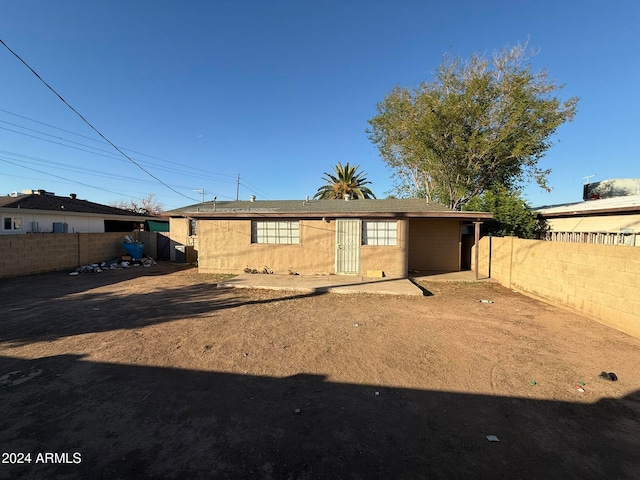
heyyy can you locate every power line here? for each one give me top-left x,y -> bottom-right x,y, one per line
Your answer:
0,106 -> 277,201
0,157 -> 131,198
0,150 -> 199,190
0,38 -> 198,203
240,179 -> 277,200
0,126 -> 240,185
0,109 -> 241,183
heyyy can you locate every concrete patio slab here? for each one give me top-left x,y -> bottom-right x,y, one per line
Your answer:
217,273 -> 424,296
409,270 -> 495,282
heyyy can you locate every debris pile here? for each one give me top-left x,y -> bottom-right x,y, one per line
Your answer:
243,266 -> 274,274
69,235 -> 155,275
70,257 -> 157,275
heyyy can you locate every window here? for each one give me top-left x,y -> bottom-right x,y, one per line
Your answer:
3,217 -> 22,231
362,221 -> 397,246
189,219 -> 198,236
251,221 -> 300,244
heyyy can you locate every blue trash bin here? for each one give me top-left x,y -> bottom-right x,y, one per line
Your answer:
123,242 -> 144,259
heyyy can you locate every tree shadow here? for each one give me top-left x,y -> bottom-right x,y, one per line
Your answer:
0,261 -> 194,299
1,354 -> 639,479
0,265 -> 431,346
0,277 -> 327,345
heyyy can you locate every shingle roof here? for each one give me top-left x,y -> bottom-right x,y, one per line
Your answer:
166,198 -> 492,220
0,194 -> 151,218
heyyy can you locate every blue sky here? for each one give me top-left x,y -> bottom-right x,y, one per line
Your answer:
1,0 -> 638,211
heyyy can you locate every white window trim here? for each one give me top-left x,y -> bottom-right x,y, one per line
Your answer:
362,220 -> 397,246
251,220 -> 300,244
3,216 -> 23,232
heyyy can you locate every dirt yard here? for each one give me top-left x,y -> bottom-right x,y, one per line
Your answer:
1,262 -> 639,479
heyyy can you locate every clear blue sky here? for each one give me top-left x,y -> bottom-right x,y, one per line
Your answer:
1,0 -> 638,211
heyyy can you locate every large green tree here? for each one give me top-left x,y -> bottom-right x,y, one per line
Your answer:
367,43 -> 578,210
313,162 -> 376,199
463,185 -> 545,239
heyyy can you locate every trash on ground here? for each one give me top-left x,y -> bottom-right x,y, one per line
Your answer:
353,323 -> 359,327
576,385 -> 585,392
294,408 -> 301,414
599,371 -> 618,381
578,381 -> 585,386
480,299 -> 494,303
530,381 -> 537,386
71,256 -> 156,274
243,266 -> 274,274
486,435 -> 500,442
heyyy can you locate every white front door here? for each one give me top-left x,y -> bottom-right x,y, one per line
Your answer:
335,219 -> 360,274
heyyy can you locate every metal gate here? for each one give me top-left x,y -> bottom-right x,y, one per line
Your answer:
335,219 -> 360,274
157,233 -> 171,260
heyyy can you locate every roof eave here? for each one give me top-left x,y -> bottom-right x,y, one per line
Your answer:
538,206 -> 640,218
178,211 -> 493,220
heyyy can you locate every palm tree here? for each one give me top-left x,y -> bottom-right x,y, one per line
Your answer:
313,162 -> 377,200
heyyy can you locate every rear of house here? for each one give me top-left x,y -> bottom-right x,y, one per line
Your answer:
167,198 -> 491,278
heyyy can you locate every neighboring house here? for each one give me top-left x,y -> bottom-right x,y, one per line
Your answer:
166,198 -> 492,278
0,190 -> 156,234
536,194 -> 640,246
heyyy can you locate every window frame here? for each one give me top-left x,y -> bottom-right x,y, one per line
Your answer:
2,216 -> 23,232
362,220 -> 398,246
251,220 -> 300,245
188,218 -> 198,237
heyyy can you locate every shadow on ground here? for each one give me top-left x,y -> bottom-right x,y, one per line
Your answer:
1,354 -> 639,479
0,264 -> 331,345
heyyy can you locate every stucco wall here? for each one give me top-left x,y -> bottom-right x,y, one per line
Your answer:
169,217 -> 198,262
360,219 -> 408,277
194,218 -> 411,277
545,214 -> 640,233
196,219 -> 335,275
475,236 -> 640,339
408,218 -> 461,272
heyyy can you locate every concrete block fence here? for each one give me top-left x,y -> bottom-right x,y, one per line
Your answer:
475,236 -> 640,339
0,232 -> 148,278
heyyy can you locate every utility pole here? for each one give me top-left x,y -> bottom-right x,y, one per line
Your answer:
582,174 -> 596,185
236,174 -> 240,201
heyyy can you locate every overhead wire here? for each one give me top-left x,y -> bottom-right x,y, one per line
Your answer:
0,38 -> 199,203
0,157 -> 133,198
0,110 -> 239,180
0,109 -> 268,194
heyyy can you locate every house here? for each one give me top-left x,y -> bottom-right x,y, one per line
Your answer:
536,195 -> 640,246
536,179 -> 640,246
0,190 -> 156,234
166,198 -> 492,278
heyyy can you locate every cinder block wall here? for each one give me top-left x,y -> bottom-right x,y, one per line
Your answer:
0,232 -> 133,278
475,236 -> 640,338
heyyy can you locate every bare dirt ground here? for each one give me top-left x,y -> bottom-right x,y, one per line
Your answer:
1,262 -> 639,480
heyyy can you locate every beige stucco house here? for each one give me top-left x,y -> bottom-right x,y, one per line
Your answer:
167,198 -> 492,278
536,194 -> 640,246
